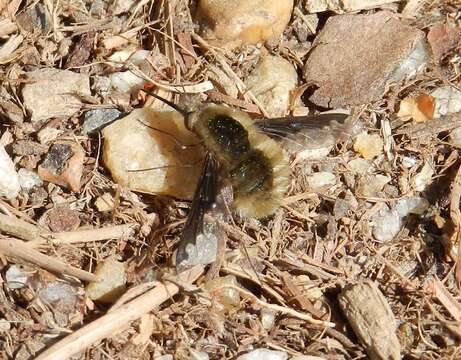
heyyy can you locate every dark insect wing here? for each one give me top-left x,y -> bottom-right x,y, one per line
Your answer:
256,113 -> 351,141
176,152 -> 219,267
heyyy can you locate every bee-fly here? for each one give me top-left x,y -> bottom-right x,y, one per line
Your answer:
141,90 -> 350,267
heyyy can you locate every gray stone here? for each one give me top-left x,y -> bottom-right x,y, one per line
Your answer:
372,206 -> 402,242
18,168 -> 43,190
82,108 -> 122,134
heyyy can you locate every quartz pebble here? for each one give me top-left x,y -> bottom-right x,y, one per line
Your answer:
86,258 -> 126,303
260,309 -> 276,330
94,193 -> 115,212
245,55 -> 298,117
5,264 -> 29,289
236,349 -> 288,360
0,145 -> 20,198
204,275 -> 240,309
196,0 -> 293,48
307,172 -> 336,190
449,129 -> 461,148
39,281 -> 77,305
397,94 -> 435,122
154,356 -> 173,360
109,50 -> 151,94
304,12 -> 427,107
396,196 -> 429,217
353,132 -> 383,160
103,108 -> 204,200
372,206 -> 401,242
190,350 -> 209,360
357,174 -> 391,197
18,168 -> 43,191
22,68 -> 91,122
431,86 -> 461,118
0,319 -> 11,331
348,158 -> 371,175
412,161 -> 434,192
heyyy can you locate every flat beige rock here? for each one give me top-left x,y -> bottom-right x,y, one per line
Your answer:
22,68 -> 91,122
102,108 -> 204,200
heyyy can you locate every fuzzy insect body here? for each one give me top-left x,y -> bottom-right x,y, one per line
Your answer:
189,104 -> 290,219
137,89 -> 350,268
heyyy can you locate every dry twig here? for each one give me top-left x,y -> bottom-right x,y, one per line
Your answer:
0,237 -> 97,282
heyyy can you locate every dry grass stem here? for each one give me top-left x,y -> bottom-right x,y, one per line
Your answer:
0,237 -> 98,282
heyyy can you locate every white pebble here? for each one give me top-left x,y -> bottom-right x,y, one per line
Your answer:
260,309 -> 276,330
5,265 -> 28,289
412,161 -> 434,192
85,258 -> 126,303
18,168 -> 43,191
245,55 -> 298,117
396,197 -> 429,217
400,156 -> 418,169
357,174 -> 391,197
0,318 -> 11,331
0,145 -> 20,199
236,349 -> 288,360
372,207 -> 402,242
348,158 -> 371,174
109,71 -> 145,94
353,132 -> 383,160
307,172 -> 336,190
190,349 -> 209,360
431,86 -> 461,118
450,128 -> 461,147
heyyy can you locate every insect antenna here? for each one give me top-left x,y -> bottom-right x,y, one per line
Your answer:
126,163 -> 195,172
135,119 -> 201,150
140,88 -> 188,116
140,87 -> 196,131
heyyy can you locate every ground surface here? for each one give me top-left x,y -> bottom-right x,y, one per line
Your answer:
0,1 -> 460,359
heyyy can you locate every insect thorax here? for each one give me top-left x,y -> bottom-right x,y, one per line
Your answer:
196,110 -> 274,198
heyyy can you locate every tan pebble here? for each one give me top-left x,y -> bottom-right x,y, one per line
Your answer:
353,132 -> 383,160
204,275 -> 240,310
86,258 -> 126,303
94,193 -> 115,212
245,55 -> 298,117
196,0 -> 293,48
